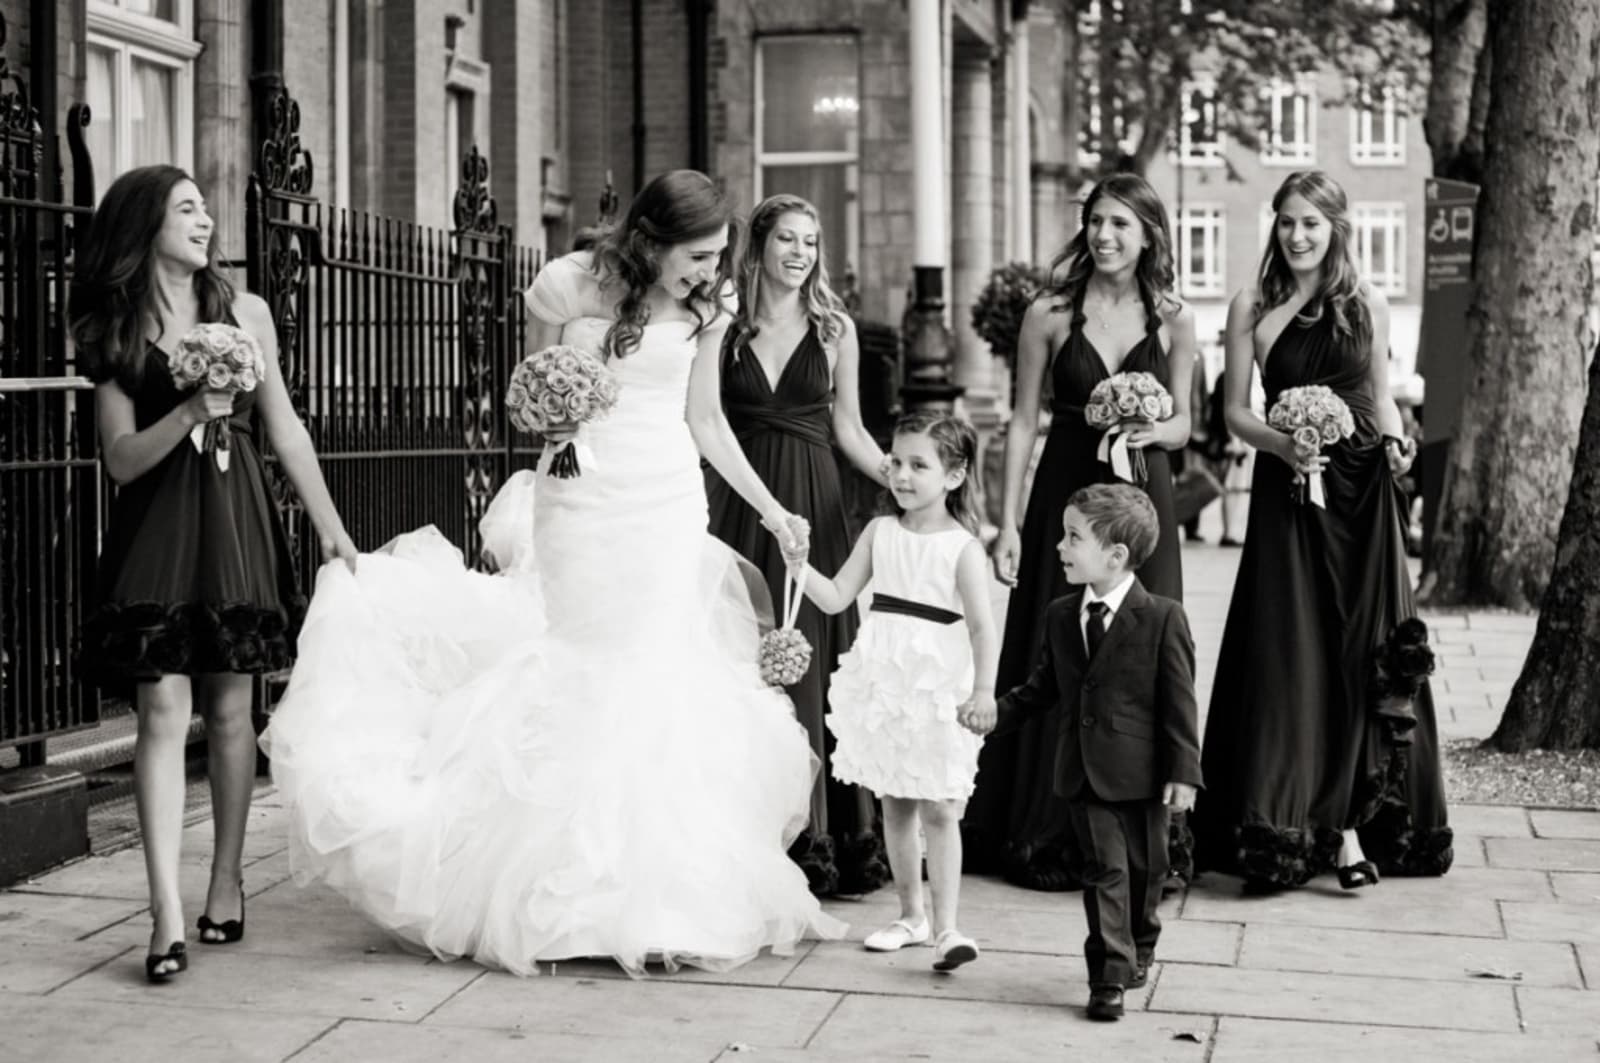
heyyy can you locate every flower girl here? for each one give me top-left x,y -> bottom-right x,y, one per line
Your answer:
788,411 -> 999,970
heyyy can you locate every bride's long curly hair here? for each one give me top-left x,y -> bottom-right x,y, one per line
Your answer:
592,169 -> 735,358
730,194 -> 849,354
1042,173 -> 1177,333
1255,170 -> 1371,354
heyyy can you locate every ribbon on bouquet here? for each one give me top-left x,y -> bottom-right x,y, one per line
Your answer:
1096,423 -> 1148,484
1306,468 -> 1327,509
187,421 -> 233,473
780,564 -> 805,634
540,424 -> 597,479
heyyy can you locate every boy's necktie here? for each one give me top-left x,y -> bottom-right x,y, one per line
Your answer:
1085,601 -> 1109,659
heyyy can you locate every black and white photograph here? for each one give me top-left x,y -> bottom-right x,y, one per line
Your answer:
1,0 -> 1598,1059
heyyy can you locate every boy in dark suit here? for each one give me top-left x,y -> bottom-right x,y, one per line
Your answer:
965,483 -> 1202,1021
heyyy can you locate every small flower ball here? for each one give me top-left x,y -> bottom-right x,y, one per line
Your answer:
758,628 -> 813,688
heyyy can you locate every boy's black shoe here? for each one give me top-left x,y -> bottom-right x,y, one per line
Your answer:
1086,985 -> 1125,1021
1126,964 -> 1149,989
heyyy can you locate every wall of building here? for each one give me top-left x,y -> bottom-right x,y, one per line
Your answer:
1145,67 -> 1433,381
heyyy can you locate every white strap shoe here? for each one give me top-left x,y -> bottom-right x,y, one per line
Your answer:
932,929 -> 979,971
863,918 -> 931,952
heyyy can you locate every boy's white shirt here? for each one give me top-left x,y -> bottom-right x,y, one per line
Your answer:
1079,572 -> 1137,651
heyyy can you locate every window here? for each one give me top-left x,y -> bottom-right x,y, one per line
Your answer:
85,0 -> 200,184
1351,84 -> 1404,165
1082,73 -> 1131,163
1177,206 -> 1226,298
755,36 -> 860,282
1354,203 -> 1406,295
1177,81 -> 1221,166
1262,79 -> 1314,166
445,89 -> 476,199
444,41 -> 490,204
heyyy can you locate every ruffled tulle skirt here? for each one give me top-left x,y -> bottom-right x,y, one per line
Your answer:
827,615 -> 981,801
261,473 -> 846,976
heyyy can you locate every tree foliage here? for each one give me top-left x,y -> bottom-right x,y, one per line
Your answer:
1060,0 -> 1429,181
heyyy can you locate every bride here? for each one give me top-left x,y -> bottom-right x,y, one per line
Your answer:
261,169 -> 847,976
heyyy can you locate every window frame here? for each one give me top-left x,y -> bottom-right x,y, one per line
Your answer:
86,0 -> 201,181
1353,201 -> 1407,297
1176,79 -> 1223,168
1261,78 -> 1315,167
752,34 -> 862,281
1350,83 -> 1406,166
1176,204 -> 1227,299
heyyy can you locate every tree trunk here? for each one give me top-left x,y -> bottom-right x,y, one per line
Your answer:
1424,0 -> 1599,608
1490,341 -> 1600,750
1423,0 -> 1489,181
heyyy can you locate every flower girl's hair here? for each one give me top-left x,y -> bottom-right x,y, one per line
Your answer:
730,194 -> 849,353
593,169 -> 735,358
892,411 -> 984,537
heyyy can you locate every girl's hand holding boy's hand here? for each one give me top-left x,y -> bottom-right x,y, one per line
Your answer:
1163,781 -> 1197,813
959,692 -> 997,735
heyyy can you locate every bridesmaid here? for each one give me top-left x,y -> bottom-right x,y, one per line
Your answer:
1192,171 -> 1452,890
69,166 -> 356,982
964,174 -> 1197,891
706,194 -> 893,896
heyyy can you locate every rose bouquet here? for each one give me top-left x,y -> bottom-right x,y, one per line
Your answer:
1265,385 -> 1355,508
505,344 -> 620,478
168,323 -> 266,473
758,568 -> 812,688
1083,370 -> 1174,486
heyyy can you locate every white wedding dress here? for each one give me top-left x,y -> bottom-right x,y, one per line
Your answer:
261,253 -> 846,976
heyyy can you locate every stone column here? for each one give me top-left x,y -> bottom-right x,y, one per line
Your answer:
901,0 -> 960,410
197,0 -> 248,256
950,43 -> 995,404
1010,22 -> 1032,264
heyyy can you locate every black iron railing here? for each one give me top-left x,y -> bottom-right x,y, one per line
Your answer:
245,88 -> 542,585
0,9 -> 99,761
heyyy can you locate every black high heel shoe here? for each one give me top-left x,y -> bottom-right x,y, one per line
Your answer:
198,886 -> 246,944
145,941 -> 188,983
1337,860 -> 1380,890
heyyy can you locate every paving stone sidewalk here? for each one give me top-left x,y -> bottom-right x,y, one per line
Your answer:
2,542 -> 1596,1063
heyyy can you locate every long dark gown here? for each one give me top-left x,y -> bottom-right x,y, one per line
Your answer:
705,326 -> 890,897
964,309 -> 1187,889
1192,306 -> 1453,887
77,336 -> 304,695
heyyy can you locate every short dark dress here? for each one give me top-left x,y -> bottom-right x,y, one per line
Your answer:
705,325 -> 889,897
78,329 -> 304,694
964,307 -> 1187,888
1191,305 -> 1453,886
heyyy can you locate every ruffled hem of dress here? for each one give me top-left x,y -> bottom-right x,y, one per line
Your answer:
787,826 -> 892,898
826,628 -> 980,801
78,597 -> 306,681
1231,822 -> 1346,888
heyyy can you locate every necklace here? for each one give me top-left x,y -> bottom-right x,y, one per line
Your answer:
1087,289 -> 1134,333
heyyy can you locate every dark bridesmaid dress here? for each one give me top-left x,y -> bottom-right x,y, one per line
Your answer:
78,332 -> 304,694
1192,305 -> 1453,886
705,326 -> 890,897
964,304 -> 1188,890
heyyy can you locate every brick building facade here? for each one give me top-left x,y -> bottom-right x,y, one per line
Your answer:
12,0 -> 1052,409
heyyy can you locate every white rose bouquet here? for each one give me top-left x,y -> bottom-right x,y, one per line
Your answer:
168,323 -> 266,473
1083,370 -> 1174,486
505,344 -> 620,479
1265,384 -> 1356,508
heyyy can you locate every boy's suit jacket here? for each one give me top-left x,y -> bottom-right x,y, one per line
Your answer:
995,579 -> 1202,804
